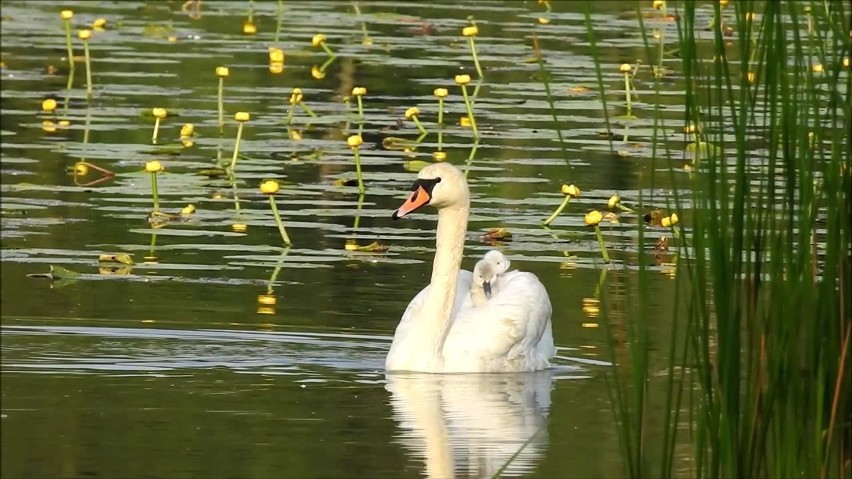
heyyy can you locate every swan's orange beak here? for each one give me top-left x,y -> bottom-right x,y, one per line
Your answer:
392,186 -> 431,220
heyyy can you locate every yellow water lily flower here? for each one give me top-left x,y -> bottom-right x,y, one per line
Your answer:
260,179 -> 280,195
61,10 -> 74,20
584,210 -> 603,226
661,213 -> 679,227
619,63 -> 631,73
290,88 -> 304,104
405,107 -> 420,119
268,47 -> 284,63
433,151 -> 447,161
215,66 -> 230,78
311,65 -> 326,79
312,34 -> 327,47
434,88 -> 449,98
145,160 -> 163,173
235,112 -> 250,122
180,123 -> 194,137
347,134 -> 364,148
454,74 -> 471,85
561,184 -> 581,198
152,108 -> 167,119
269,62 -> 284,74
42,99 -> 57,112
607,195 -> 621,209
462,25 -> 478,37
78,29 -> 92,41
243,22 -> 256,35
92,18 -> 107,30
351,87 -> 367,96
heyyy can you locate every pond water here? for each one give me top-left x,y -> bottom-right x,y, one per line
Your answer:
2,1 -> 697,477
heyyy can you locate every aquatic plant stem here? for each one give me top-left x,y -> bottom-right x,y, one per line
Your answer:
150,172 -> 160,212
437,96 -> 445,149
64,19 -> 75,73
459,84 -> 478,139
218,77 -> 225,135
411,115 -> 427,135
356,95 -> 364,121
593,225 -> 610,263
152,118 -> 161,144
268,196 -> 292,246
274,0 -> 284,43
468,37 -> 484,79
299,102 -> 317,118
543,196 -> 571,226
229,122 -> 245,171
353,147 -> 365,195
285,103 -> 296,126
82,39 -> 93,100
624,70 -> 632,117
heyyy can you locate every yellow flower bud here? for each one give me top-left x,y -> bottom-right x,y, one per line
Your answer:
405,107 -> 420,119
74,162 -> 89,176
243,22 -> 256,35
347,135 -> 364,148
152,108 -> 167,119
58,119 -> 70,128
180,123 -> 194,137
434,88 -> 449,98
812,63 -> 823,73
290,88 -> 304,104
259,179 -> 280,195
433,151 -> 447,161
462,25 -> 478,37
311,65 -> 326,79
652,0 -> 665,10
232,223 -> 247,233
311,34 -> 327,47
683,123 -> 697,134
620,63 -> 632,73
268,47 -> 284,63
145,160 -> 163,173
215,66 -> 230,78
181,204 -> 196,216
92,18 -> 107,30
60,10 -> 74,20
561,184 -> 581,198
537,17 -> 551,25
269,62 -> 284,74
584,210 -> 603,226
352,87 -> 367,96
459,116 -> 472,127
235,112 -> 250,122
42,99 -> 57,112
455,74 -> 471,85
78,29 -> 92,41
747,71 -> 756,84
181,138 -> 194,148
42,120 -> 57,133
608,195 -> 621,209
289,129 -> 302,140
661,213 -> 679,227
257,294 -> 277,305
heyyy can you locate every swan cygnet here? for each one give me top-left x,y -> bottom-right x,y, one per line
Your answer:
470,250 -> 511,307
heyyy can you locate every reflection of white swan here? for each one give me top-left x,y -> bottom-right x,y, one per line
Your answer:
388,163 -> 555,373
386,372 -> 553,479
470,250 -> 511,307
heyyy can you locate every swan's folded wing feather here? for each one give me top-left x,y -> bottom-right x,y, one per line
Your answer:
442,271 -> 553,371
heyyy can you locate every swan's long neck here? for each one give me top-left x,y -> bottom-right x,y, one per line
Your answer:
419,204 -> 468,361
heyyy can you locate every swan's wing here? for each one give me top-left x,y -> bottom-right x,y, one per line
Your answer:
442,271 -> 553,372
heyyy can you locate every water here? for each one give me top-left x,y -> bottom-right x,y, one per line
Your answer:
2,1 -> 696,477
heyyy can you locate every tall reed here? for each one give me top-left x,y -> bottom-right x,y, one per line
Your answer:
588,1 -> 851,477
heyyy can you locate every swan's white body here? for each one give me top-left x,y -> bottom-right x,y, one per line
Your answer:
470,250 -> 510,307
386,163 -> 555,373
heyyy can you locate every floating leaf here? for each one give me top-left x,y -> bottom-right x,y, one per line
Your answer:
482,228 -> 513,241
196,168 -> 228,178
382,136 -> 417,150
334,178 -> 360,187
98,253 -> 134,265
27,265 -> 82,281
345,241 -> 389,253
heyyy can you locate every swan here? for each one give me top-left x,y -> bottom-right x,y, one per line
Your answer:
470,250 -> 510,307
387,163 -> 555,373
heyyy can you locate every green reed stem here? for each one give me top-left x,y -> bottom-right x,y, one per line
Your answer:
150,171 -> 160,212
82,40 -> 92,100
268,195 -> 292,246
459,84 -> 478,139
63,19 -> 74,73
532,34 -> 570,166
352,147 -> 365,195
468,37 -> 484,79
218,77 -> 225,135
229,122 -> 245,171
543,196 -> 571,226
593,225 -> 610,263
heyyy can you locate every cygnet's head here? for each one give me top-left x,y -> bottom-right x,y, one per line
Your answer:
482,250 -> 510,274
392,163 -> 469,219
472,259 -> 500,298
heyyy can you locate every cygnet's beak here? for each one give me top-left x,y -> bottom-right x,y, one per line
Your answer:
483,281 -> 492,298
392,185 -> 431,220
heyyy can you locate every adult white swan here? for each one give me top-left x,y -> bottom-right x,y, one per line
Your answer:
387,163 -> 555,373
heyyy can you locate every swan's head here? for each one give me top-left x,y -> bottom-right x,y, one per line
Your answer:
483,250 -> 510,274
472,259 -> 500,298
392,163 -> 469,220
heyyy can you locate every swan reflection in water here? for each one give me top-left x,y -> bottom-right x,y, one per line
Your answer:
386,371 -> 553,478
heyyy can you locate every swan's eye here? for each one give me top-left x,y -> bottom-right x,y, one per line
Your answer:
435,177 -> 442,183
